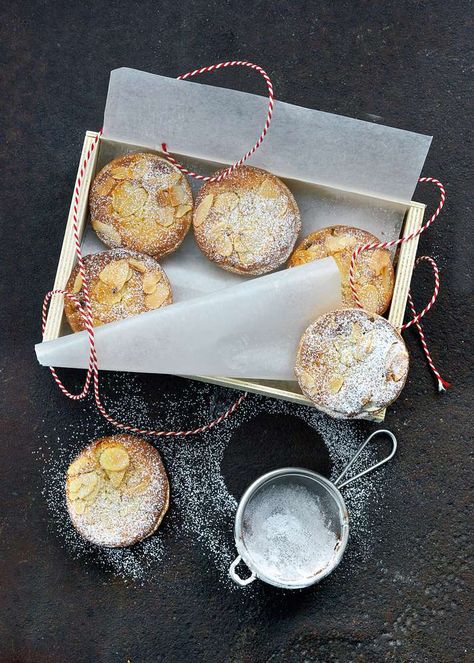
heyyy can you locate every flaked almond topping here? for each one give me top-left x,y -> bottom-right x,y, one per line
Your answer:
72,273 -> 83,293
274,199 -> 289,218
99,445 -> 130,472
339,347 -> 354,367
142,271 -> 163,294
70,471 -> 99,499
300,370 -> 316,391
362,332 -> 375,354
124,475 -> 151,495
352,347 -> 366,362
359,283 -> 379,306
194,194 -> 214,227
91,219 -> 122,245
145,283 -> 170,309
112,181 -> 148,217
107,470 -> 126,489
386,354 -> 406,382
214,192 -> 239,212
156,188 -> 171,206
237,251 -> 255,266
291,249 -> 317,266
214,233 -> 233,257
96,177 -> 117,196
370,250 -> 391,276
67,456 -> 96,477
258,178 -> 280,199
176,203 -> 192,218
98,259 -> 130,291
125,267 -> 133,282
111,166 -> 133,179
156,206 -> 174,227
128,258 -> 147,273
73,500 -> 86,515
93,281 -> 123,306
362,401 -> 381,413
325,235 -> 349,254
328,376 -> 344,393
233,233 -> 253,253
166,171 -> 182,185
168,185 -> 188,206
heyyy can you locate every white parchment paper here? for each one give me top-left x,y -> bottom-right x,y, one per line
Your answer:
36,259 -> 341,379
104,68 -> 431,202
35,68 -> 431,378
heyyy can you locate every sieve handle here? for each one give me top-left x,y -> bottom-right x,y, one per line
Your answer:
333,430 -> 397,489
229,555 -> 257,586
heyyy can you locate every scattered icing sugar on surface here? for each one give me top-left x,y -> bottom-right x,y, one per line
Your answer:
36,374 -> 386,587
242,483 -> 339,584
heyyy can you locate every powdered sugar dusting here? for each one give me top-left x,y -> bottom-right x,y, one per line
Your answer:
65,248 -> 172,331
36,374 -> 388,587
296,308 -> 409,418
66,435 -> 169,548
194,166 -> 301,275
90,152 -> 193,258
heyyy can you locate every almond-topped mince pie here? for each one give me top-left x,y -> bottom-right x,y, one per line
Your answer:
295,309 -> 409,419
193,166 -> 301,275
64,249 -> 172,331
89,152 -> 193,258
288,226 -> 395,315
66,435 -> 170,547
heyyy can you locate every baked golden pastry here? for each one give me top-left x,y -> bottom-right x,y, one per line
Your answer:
66,435 -> 170,547
295,309 -> 409,419
288,226 -> 394,315
193,166 -> 301,275
89,152 -> 193,258
64,249 -> 172,332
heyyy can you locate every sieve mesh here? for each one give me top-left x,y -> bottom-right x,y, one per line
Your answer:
240,472 -> 347,587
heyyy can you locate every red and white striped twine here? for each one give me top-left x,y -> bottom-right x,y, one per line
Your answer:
161,61 -> 274,182
349,177 -> 451,391
42,61 -> 450,439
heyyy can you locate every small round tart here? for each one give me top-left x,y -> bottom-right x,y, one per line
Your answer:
193,166 -> 301,275
295,309 -> 409,419
89,152 -> 193,258
64,249 -> 173,332
66,435 -> 170,548
288,226 -> 394,314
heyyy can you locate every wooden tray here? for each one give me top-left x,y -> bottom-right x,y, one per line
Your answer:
43,131 -> 425,422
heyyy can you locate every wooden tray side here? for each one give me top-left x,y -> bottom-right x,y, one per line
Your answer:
43,132 -> 100,341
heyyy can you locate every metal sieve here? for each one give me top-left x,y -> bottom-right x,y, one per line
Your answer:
229,430 -> 397,589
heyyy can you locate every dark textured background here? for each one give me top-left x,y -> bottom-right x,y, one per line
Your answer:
0,1 -> 472,661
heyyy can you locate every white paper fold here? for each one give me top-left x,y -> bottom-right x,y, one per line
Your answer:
36,258 -> 341,380
104,67 -> 431,202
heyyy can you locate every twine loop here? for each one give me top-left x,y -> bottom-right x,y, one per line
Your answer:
349,177 -> 450,391
161,61 -> 274,182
